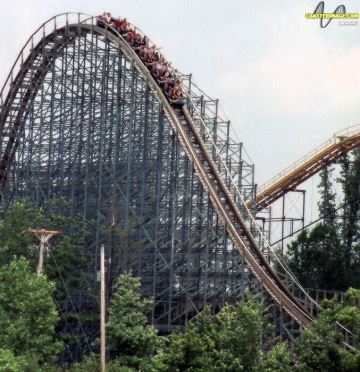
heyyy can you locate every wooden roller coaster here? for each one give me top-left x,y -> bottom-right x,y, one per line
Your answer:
0,13 -> 356,348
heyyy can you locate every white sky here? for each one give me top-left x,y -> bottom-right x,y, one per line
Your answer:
0,0 -> 359,187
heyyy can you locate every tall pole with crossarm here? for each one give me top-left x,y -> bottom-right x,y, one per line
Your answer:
27,228 -> 59,275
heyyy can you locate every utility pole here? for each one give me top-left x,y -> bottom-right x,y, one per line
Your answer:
27,228 -> 59,275
100,244 -> 106,372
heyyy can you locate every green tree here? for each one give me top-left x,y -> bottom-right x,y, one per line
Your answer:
0,257 -> 61,366
318,166 -> 337,225
0,200 -> 91,293
285,166 -> 345,291
150,295 -> 266,371
286,165 -> 345,290
286,149 -> 360,291
67,354 -> 133,372
107,273 -> 162,369
0,199 -> 93,362
257,343 -> 293,372
287,223 -> 345,290
322,288 -> 360,349
338,150 -> 360,287
0,199 -> 44,265
295,290 -> 360,372
149,308 -> 218,371
296,315 -> 343,371
0,348 -> 29,372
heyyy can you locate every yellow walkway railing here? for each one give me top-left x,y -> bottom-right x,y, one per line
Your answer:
254,125 -> 360,210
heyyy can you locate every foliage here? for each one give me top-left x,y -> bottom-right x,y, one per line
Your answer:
338,150 -> 360,287
145,291 -> 359,372
321,288 -> 360,349
0,348 -> 29,372
67,354 -> 133,372
343,287 -> 360,306
286,149 -> 360,290
318,166 -> 337,225
287,223 -> 345,290
149,295 -> 266,371
107,273 -> 163,369
295,313 -> 344,371
294,288 -> 360,371
0,199 -> 92,297
0,199 -> 93,362
257,343 -> 293,372
0,257 -> 61,366
1,194 -> 360,371
0,199 -> 43,266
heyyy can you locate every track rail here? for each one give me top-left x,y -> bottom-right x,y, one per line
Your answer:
178,107 -> 314,324
254,126 -> 360,211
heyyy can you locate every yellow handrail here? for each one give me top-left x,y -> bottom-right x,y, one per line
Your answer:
257,124 -> 360,196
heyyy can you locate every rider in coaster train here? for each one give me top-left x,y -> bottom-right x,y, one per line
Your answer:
96,12 -> 184,107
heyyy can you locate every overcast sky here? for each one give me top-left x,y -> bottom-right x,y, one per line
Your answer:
0,0 -> 359,188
